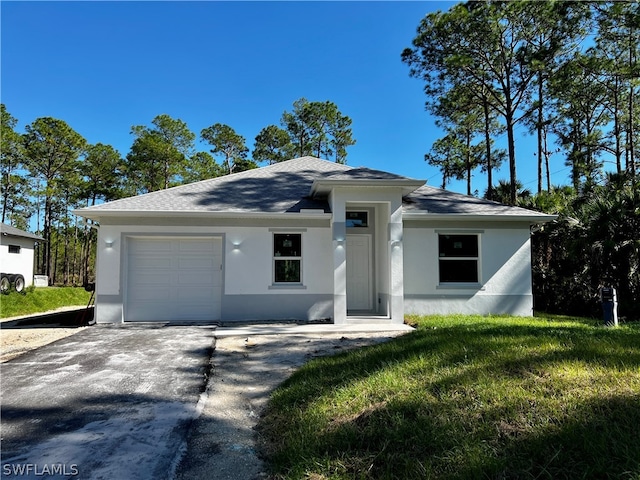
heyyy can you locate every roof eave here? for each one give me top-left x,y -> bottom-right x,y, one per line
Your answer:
1,232 -> 45,241
72,209 -> 332,221
402,212 -> 558,224
311,179 -> 426,197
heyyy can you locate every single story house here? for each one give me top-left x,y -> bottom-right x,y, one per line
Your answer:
74,156 -> 555,325
1,223 -> 44,291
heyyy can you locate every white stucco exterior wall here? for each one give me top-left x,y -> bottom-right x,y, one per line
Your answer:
93,219 -> 334,323
224,226 -> 333,294
403,222 -> 534,316
90,214 -> 539,323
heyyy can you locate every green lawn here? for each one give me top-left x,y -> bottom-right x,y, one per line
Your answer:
258,315 -> 640,479
0,287 -> 92,318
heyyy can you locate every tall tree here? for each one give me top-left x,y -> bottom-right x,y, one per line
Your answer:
328,108 -> 356,164
183,151 -> 223,183
551,53 -> 610,191
252,125 -> 292,165
280,98 -> 355,164
521,2 -> 590,194
403,1 -> 568,204
429,85 -> 504,196
126,114 -> 195,193
23,117 -> 86,282
281,98 -> 317,158
591,1 -> 640,181
201,123 -> 254,175
80,143 -> 125,285
1,104 -> 28,225
83,143 -> 125,206
424,134 -> 466,190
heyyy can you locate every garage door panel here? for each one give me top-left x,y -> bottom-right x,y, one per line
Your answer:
177,256 -> 217,270
128,302 -> 176,320
133,257 -> 173,270
130,239 -> 173,254
129,286 -> 173,301
176,273 -> 218,288
129,272 -> 173,286
177,286 -> 216,301
178,239 -> 216,253
126,237 -> 222,322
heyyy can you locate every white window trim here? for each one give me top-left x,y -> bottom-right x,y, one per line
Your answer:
271,232 -> 304,287
436,232 -> 482,288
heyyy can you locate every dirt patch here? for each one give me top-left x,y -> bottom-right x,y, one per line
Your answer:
1,311 -> 87,363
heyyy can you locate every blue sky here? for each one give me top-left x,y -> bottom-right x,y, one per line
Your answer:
1,1 -> 571,197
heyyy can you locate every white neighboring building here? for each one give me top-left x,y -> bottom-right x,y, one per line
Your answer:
1,224 -> 44,289
74,157 -> 555,325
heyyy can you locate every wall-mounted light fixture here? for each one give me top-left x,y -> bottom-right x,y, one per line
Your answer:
335,239 -> 345,248
232,242 -> 241,251
391,240 -> 402,249
105,240 -> 114,249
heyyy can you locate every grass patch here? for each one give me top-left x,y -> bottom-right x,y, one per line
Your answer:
0,287 -> 92,318
258,315 -> 640,479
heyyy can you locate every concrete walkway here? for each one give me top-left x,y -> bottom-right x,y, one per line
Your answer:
213,320 -> 414,337
1,322 -> 412,479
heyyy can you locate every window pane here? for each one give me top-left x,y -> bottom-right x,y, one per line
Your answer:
274,234 -> 301,257
439,235 -> 478,258
275,260 -> 301,283
439,260 -> 478,283
346,211 -> 368,228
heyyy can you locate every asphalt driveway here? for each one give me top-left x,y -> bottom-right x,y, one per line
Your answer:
1,324 -> 215,479
1,322 -> 411,479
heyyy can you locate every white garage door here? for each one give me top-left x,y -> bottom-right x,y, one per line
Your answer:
126,237 -> 223,322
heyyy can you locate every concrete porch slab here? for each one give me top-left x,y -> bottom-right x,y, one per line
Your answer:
213,321 -> 414,337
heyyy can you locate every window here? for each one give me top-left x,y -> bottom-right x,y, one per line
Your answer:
438,234 -> 479,283
8,245 -> 21,254
273,234 -> 302,283
346,211 -> 368,228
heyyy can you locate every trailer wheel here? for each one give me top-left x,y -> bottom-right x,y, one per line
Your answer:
0,276 -> 10,294
14,275 -> 25,293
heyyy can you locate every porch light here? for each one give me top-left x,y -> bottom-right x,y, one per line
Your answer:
335,239 -> 345,248
105,240 -> 114,249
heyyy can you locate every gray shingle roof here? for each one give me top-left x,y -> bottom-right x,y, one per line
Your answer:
75,156 -> 553,222
81,157 -> 349,214
323,166 -> 414,181
403,185 -> 552,219
0,224 -> 44,241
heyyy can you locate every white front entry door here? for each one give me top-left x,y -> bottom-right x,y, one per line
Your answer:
346,235 -> 372,312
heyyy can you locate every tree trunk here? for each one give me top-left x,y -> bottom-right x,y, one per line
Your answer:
1,169 -> 10,223
629,29 -> 636,181
613,77 -> 622,174
537,74 -> 544,194
506,109 -> 517,205
62,219 -> 70,286
52,225 -> 59,286
483,98 -> 493,200
465,131 -> 472,196
44,197 -> 52,284
543,128 -> 551,191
